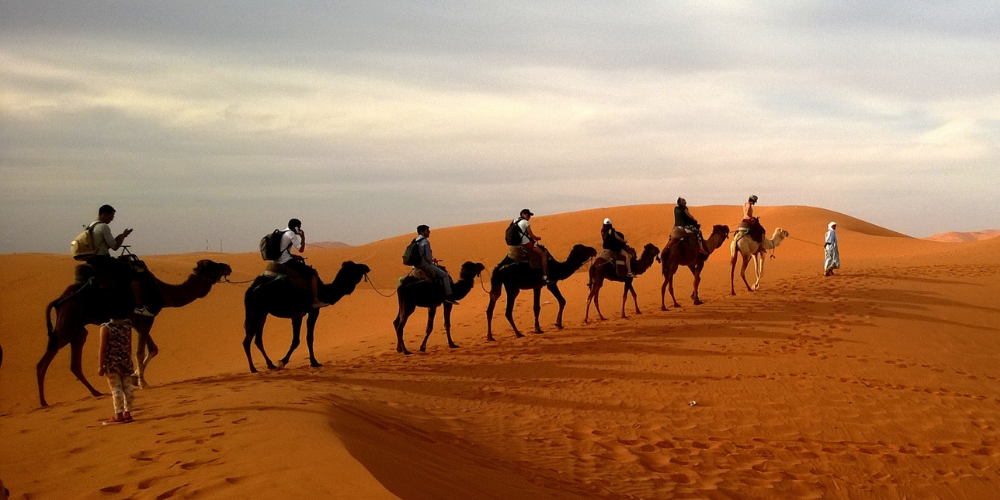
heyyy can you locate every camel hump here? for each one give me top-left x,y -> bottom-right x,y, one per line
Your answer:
262,262 -> 310,289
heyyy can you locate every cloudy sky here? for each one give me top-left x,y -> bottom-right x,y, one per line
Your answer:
2,1 -> 998,254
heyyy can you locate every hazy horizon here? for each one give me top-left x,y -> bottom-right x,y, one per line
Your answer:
2,2 -> 998,254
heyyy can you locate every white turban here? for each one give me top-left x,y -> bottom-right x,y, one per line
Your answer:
828,221 -> 837,230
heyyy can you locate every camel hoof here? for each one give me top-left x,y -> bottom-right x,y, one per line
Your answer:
396,345 -> 403,353
402,349 -> 412,356
449,343 -> 460,349
634,310 -> 642,315
419,345 -> 427,352
693,300 -> 703,306
310,361 -> 323,368
276,360 -> 287,369
515,332 -> 525,338
250,368 -> 258,374
486,336 -> 496,342
554,323 -> 564,330
533,329 -> 544,335
660,306 -> 668,312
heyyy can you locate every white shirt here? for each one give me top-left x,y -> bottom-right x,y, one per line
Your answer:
515,218 -> 531,245
825,229 -> 838,246
92,222 -> 119,256
277,228 -> 302,264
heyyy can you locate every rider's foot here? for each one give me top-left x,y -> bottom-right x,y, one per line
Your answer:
133,305 -> 154,317
626,272 -> 635,278
312,301 -> 330,309
543,275 -> 553,285
444,297 -> 460,305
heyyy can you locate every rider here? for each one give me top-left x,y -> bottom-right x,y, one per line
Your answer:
89,204 -> 152,317
413,225 -> 458,305
275,219 -> 328,309
739,195 -> 765,244
673,198 -> 708,255
601,218 -> 634,277
514,209 -> 550,284
743,195 -> 758,225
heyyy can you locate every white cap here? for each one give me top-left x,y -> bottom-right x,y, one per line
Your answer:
603,218 -> 612,225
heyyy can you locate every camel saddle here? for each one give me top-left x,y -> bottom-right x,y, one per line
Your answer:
736,218 -> 766,243
403,266 -> 450,286
507,245 -> 545,269
262,262 -> 310,290
597,249 -> 631,278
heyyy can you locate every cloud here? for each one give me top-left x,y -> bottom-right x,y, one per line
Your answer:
1,2 -> 999,253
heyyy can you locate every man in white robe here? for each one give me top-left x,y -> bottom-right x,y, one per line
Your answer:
824,222 -> 840,276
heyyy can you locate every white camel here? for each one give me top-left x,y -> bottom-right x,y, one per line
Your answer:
730,227 -> 789,295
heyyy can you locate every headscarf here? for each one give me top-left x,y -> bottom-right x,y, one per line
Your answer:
828,221 -> 837,230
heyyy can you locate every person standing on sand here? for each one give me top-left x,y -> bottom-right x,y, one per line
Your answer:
824,222 -> 840,276
98,308 -> 135,425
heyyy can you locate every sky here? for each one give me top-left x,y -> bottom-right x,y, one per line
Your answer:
1,1 -> 998,254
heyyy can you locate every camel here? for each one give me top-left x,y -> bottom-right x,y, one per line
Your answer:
37,259 -> 232,407
242,261 -> 370,373
584,243 -> 660,322
393,261 -> 486,355
486,244 -> 597,340
730,227 -> 790,295
660,225 -> 731,309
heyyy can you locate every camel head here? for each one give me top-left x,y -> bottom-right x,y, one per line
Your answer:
567,244 -> 599,263
712,225 -> 731,240
772,228 -> 789,240
641,242 -> 662,263
459,261 -> 486,280
338,261 -> 371,282
194,260 -> 233,282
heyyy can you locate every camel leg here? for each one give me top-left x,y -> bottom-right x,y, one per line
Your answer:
278,317 -> 303,369
305,311 -> 322,368
691,263 -> 703,305
591,283 -> 606,321
242,316 -> 264,373
485,285 -> 502,342
69,335 -> 103,399
660,273 -> 670,311
394,303 -> 415,355
626,280 -> 640,316
730,253 -> 738,296
753,253 -> 764,290
549,283 -> 567,330
135,336 -> 158,389
584,281 -> 600,323
420,306 -> 438,352
505,287 -> 524,338
668,264 -> 681,308
37,335 -> 68,407
254,320 -> 277,370
442,303 -> 459,349
740,252 -> 753,292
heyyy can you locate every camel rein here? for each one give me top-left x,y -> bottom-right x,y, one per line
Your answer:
363,274 -> 398,297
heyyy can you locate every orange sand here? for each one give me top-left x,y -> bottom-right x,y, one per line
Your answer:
2,204 -> 999,499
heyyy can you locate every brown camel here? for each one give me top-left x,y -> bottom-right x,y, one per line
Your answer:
730,228 -> 789,295
660,225 -> 731,310
243,261 -> 370,373
584,243 -> 660,322
393,261 -> 485,355
37,259 -> 232,407
486,244 -> 597,340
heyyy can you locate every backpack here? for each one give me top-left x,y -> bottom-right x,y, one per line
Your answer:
505,218 -> 526,246
259,229 -> 290,261
402,238 -> 422,266
70,222 -> 99,261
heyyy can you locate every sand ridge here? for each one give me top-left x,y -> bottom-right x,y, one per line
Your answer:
2,204 -> 1000,499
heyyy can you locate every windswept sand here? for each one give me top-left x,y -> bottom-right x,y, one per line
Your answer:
2,204 -> 999,499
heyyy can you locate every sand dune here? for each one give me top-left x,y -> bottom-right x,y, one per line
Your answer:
926,229 -> 1000,243
2,204 -> 999,499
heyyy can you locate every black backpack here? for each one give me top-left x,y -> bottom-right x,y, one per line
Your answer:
259,229 -> 290,261
505,218 -> 527,246
402,238 -> 422,266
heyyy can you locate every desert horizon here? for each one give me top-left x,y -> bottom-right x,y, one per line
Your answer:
2,203 -> 1000,499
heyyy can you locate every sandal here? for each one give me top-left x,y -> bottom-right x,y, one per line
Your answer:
102,418 -> 128,426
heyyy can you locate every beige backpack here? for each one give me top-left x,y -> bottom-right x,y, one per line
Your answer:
70,222 -> 99,260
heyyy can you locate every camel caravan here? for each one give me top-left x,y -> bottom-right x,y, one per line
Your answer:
32,198 -> 788,407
